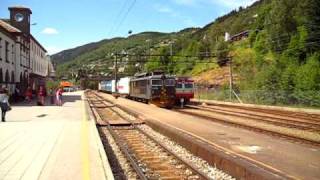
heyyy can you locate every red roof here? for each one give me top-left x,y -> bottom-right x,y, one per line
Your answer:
0,19 -> 21,33
60,81 -> 73,87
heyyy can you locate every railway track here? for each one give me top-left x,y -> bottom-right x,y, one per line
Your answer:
201,103 -> 320,125
213,103 -> 320,124
175,104 -> 320,147
86,91 -> 216,180
188,104 -> 320,132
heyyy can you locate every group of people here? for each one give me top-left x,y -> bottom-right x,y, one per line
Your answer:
25,86 -> 64,106
0,86 -> 64,122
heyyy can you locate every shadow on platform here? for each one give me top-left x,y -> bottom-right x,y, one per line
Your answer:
12,95 -> 82,107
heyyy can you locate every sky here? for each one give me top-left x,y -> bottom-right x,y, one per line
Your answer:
0,0 -> 257,55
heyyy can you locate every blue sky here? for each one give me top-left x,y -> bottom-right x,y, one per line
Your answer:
0,0 -> 256,55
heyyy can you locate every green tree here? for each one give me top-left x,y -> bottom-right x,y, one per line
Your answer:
215,39 -> 229,66
266,0 -> 298,52
294,0 -> 320,53
293,53 -> 320,106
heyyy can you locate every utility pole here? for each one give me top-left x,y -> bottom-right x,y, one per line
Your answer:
170,42 -> 173,56
114,54 -> 118,94
229,57 -> 233,101
169,41 -> 173,73
146,39 -> 151,55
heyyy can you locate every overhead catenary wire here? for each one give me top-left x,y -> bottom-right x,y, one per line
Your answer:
107,0 -> 131,37
111,0 -> 137,36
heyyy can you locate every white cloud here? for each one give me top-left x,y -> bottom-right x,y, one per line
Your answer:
46,46 -> 63,55
154,4 -> 198,27
212,0 -> 257,8
41,27 -> 59,35
157,7 -> 173,13
172,0 -> 257,8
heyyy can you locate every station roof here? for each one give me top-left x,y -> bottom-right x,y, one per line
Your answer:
0,19 -> 21,33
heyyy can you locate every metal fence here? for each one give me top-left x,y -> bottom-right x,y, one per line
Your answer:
194,87 -> 320,107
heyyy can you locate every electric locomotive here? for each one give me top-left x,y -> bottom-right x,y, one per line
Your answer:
129,71 -> 176,108
175,77 -> 194,104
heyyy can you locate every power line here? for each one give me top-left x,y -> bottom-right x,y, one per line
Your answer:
107,0 -> 131,37
112,0 -> 137,36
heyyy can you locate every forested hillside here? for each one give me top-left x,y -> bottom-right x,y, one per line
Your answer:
53,0 -> 320,107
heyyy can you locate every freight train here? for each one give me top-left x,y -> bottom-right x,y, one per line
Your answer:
98,71 -> 176,108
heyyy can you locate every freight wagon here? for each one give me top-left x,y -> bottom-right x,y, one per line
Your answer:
117,77 -> 131,97
98,80 -> 115,93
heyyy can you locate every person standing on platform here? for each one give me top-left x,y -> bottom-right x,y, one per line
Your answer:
38,86 -> 45,106
25,86 -> 32,102
49,88 -> 55,104
13,87 -> 21,102
56,87 -> 63,106
0,88 -> 11,122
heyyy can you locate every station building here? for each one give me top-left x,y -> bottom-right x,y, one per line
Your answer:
0,6 -> 54,95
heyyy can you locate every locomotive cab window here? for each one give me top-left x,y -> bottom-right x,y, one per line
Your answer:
176,83 -> 183,88
184,83 -> 194,89
151,79 -> 162,86
165,79 -> 175,86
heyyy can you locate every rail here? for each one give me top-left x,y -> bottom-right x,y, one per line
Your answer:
87,90 -> 211,179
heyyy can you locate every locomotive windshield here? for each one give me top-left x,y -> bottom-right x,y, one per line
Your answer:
151,79 -> 162,86
165,79 -> 175,86
176,84 -> 183,88
184,83 -> 194,89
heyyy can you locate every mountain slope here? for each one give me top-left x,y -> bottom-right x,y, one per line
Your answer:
52,0 -> 320,107
53,0 -> 264,75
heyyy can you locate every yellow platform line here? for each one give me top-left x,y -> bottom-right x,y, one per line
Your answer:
81,95 -> 91,180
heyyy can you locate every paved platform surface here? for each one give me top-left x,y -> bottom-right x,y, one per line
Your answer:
99,92 -> 320,180
0,91 -> 112,180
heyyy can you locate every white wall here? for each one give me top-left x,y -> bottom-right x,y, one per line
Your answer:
0,31 -> 18,94
30,39 -> 48,77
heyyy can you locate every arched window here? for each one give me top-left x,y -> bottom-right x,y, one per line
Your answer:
5,70 -> 10,83
0,69 -> 3,83
24,72 -> 28,83
11,71 -> 15,83
23,72 -> 27,81
20,72 -> 23,83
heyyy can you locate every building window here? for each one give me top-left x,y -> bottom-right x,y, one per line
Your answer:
0,69 -> 2,83
5,41 -> 9,63
5,70 -> 10,83
11,44 -> 14,64
11,71 -> 15,83
0,38 -> 2,61
20,73 -> 23,83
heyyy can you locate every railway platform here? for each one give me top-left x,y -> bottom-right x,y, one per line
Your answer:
0,91 -> 113,180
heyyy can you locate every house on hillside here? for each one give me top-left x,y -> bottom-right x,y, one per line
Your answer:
225,30 -> 250,42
